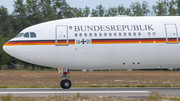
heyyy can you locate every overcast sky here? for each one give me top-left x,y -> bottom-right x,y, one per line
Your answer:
0,0 -> 158,14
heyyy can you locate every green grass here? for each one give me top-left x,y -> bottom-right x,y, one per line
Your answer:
72,85 -> 178,88
0,92 -> 180,101
170,97 -> 180,100
1,94 -> 12,101
0,86 -> 8,88
76,93 -> 80,98
0,85 -> 177,88
149,92 -> 163,100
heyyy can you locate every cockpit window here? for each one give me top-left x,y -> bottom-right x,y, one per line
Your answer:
24,32 -> 29,38
16,32 -> 36,38
16,33 -> 24,38
30,32 -> 36,38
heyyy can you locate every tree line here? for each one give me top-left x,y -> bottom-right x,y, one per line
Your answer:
0,0 -> 180,69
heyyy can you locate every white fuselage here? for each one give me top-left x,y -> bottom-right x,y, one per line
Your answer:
3,16 -> 180,69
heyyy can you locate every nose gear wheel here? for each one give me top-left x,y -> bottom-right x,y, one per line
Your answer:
60,79 -> 71,89
58,67 -> 71,89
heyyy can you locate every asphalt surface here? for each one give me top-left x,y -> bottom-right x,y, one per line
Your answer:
0,87 -> 179,97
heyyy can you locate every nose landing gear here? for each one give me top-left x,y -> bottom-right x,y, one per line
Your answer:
60,79 -> 71,89
58,67 -> 71,89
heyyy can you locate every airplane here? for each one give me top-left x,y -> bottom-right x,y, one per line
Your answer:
3,16 -> 180,89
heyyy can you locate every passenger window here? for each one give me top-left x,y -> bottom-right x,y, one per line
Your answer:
124,32 -> 126,36
84,33 -> 87,37
104,33 -> 107,36
75,33 -> 78,37
24,32 -> 29,38
79,33 -> 82,37
30,32 -> 36,38
114,33 -> 117,36
148,32 -> 151,36
138,32 -> 141,36
119,33 -> 121,36
153,32 -> 156,36
109,33 -> 112,36
94,33 -> 97,37
133,32 -> 136,36
128,32 -> 131,36
89,33 -> 92,37
99,33 -> 102,36
16,33 -> 24,38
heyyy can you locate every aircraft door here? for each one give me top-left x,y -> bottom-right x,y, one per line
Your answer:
165,24 -> 178,44
56,25 -> 68,46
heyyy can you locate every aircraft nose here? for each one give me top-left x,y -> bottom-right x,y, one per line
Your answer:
3,44 -> 6,52
3,40 -> 15,56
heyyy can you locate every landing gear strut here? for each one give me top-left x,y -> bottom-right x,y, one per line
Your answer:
58,67 -> 71,89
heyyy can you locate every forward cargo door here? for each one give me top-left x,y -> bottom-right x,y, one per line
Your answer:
56,25 -> 68,46
165,24 -> 178,44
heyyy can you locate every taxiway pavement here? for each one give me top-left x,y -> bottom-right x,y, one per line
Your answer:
0,87 -> 179,97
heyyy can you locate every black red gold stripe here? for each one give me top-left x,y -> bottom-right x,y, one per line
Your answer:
4,38 -> 180,46
57,40 -> 75,45
4,39 -> 75,46
92,38 -> 179,44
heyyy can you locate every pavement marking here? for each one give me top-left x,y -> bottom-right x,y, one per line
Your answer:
0,91 -> 150,94
3,87 -> 180,90
5,88 -> 62,90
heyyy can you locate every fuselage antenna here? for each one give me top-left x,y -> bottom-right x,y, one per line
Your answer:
88,13 -> 91,17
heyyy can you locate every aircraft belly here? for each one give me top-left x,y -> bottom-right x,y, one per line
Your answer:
161,44 -> 180,68
8,43 -> 180,69
59,44 -> 165,69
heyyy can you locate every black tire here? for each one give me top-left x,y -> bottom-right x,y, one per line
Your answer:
60,79 -> 71,89
60,79 -> 65,88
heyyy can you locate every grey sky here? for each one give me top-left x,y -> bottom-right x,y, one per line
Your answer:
0,0 -> 158,14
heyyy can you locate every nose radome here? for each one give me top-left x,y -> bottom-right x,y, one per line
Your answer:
3,42 -> 8,53
3,42 -> 13,56
3,40 -> 27,63
3,38 -> 17,57
3,45 -> 6,52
